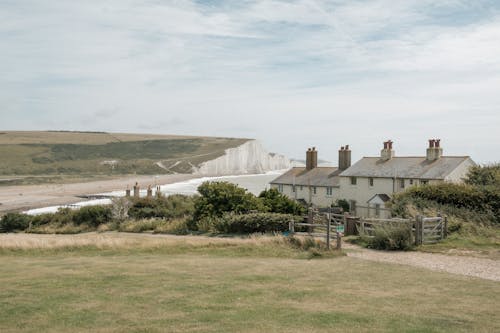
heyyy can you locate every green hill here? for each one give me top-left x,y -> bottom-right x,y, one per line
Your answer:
0,131 -> 249,180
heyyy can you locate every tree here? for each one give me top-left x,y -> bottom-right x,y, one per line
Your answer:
0,213 -> 32,232
465,163 -> 500,187
258,188 -> 305,215
194,181 -> 263,220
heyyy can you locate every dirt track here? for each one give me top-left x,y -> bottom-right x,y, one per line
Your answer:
344,243 -> 500,281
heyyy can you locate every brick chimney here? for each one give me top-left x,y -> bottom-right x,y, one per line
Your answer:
426,139 -> 443,161
380,140 -> 394,161
338,145 -> 351,171
305,147 -> 318,170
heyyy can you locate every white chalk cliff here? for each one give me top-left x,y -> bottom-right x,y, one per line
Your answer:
194,140 -> 291,176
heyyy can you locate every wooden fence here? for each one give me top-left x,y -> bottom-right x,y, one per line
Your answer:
288,209 -> 346,250
351,215 -> 448,245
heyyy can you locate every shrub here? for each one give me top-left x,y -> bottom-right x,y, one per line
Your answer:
31,213 -> 55,227
365,223 -> 414,251
465,163 -> 500,187
73,205 -> 112,227
193,181 -> 264,221
128,195 -> 195,219
210,212 -> 302,234
258,188 -> 305,215
118,219 -> 165,233
335,199 -> 350,213
0,213 -> 32,232
154,218 -> 190,235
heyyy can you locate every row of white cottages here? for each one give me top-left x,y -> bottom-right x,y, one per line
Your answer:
269,140 -> 475,218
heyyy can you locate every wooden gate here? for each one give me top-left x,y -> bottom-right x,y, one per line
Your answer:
415,216 -> 448,245
288,208 -> 344,250
353,215 -> 448,245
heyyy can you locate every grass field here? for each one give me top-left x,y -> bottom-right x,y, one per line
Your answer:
0,233 -> 499,333
0,131 -> 249,179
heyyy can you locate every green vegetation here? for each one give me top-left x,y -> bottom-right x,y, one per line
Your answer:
362,223 -> 414,251
390,164 -> 500,256
0,234 -> 498,332
2,182 -> 305,236
128,194 -> 196,219
0,213 -> 31,232
204,212 -> 303,234
0,131 -> 248,180
193,181 -> 264,220
259,188 -> 306,215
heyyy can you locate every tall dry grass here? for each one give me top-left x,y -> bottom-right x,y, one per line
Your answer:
0,232 -> 286,251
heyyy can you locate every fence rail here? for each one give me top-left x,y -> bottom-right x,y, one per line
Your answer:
352,215 -> 448,245
288,208 -> 346,250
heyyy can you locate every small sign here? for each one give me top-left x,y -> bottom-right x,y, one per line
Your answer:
336,225 -> 345,233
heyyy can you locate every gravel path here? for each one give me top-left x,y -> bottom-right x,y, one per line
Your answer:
344,243 -> 500,281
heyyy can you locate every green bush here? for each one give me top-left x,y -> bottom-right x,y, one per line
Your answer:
396,182 -> 499,223
335,199 -> 350,212
258,188 -> 305,215
193,181 -> 264,222
31,213 -> 55,227
73,205 -> 112,227
210,212 -> 302,234
128,194 -> 195,219
0,213 -> 32,232
465,163 -> 500,187
365,223 -> 414,251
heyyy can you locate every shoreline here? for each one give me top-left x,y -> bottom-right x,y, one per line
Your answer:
0,173 -> 196,214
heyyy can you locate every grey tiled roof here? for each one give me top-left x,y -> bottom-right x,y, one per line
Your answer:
270,167 -> 340,187
339,156 -> 472,179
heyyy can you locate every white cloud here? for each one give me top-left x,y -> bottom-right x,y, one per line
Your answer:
0,0 -> 499,163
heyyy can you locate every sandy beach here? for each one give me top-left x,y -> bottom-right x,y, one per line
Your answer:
0,174 -> 195,213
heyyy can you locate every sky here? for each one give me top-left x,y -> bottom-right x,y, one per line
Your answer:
1,0 -> 500,164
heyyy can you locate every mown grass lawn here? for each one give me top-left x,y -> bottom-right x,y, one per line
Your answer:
0,235 -> 499,333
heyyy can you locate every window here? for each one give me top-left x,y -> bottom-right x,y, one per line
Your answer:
313,186 -> 317,195
300,185 -> 303,191
350,177 -> 357,185
399,179 -> 405,189
292,185 -> 296,192
409,179 -> 414,185
326,187 -> 333,196
421,180 -> 428,185
375,204 -> 381,217
278,184 -> 283,193
369,178 -> 374,187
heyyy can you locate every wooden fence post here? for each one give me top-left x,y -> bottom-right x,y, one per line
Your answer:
443,216 -> 448,239
289,220 -> 295,234
336,232 -> 342,250
308,207 -> 313,233
415,215 -> 421,245
326,215 -> 331,250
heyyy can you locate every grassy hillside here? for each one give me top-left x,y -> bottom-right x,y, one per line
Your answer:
0,233 -> 498,333
0,131 -> 249,180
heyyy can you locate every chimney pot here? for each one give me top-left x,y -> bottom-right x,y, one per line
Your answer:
345,144 -> 349,150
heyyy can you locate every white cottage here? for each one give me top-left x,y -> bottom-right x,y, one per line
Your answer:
270,146 -> 351,206
338,139 -> 475,217
270,139 -> 475,218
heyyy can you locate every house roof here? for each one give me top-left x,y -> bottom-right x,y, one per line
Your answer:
270,167 -> 341,187
367,193 -> 391,203
339,156 -> 472,180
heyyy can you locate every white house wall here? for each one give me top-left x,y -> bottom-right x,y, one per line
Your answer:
444,158 -> 475,183
270,184 -> 339,207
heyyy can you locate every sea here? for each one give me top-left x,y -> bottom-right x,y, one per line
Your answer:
25,170 -> 285,215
